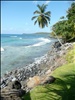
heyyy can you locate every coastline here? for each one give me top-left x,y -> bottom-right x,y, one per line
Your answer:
1,42 -> 74,91
1,33 -> 56,76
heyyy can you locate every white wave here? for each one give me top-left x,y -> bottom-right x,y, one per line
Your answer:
34,54 -> 47,64
1,47 -> 4,52
19,37 -> 22,39
26,38 -> 51,48
10,36 -> 17,38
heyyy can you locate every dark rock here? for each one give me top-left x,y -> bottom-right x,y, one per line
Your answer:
53,41 -> 61,48
18,89 -> 26,97
1,89 -> 26,100
1,96 -> 4,100
12,80 -> 22,89
1,80 -> 6,85
43,76 -> 56,84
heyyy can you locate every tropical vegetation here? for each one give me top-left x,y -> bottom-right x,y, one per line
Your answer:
51,2 -> 75,42
31,4 -> 51,28
22,44 -> 75,100
22,3 -> 75,100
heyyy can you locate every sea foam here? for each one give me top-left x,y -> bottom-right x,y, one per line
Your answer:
26,38 -> 51,48
19,37 -> 22,39
1,47 -> 4,52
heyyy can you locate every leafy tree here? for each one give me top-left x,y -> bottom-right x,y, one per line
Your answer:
66,2 -> 75,23
51,2 -> 75,42
31,4 -> 51,28
60,16 -> 65,19
66,2 -> 75,41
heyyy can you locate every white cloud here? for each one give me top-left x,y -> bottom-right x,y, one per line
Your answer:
33,1 -> 38,5
45,1 -> 51,5
32,0 -> 51,5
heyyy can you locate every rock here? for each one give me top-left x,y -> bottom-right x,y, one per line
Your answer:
45,69 -> 51,75
42,76 -> 56,84
12,80 -> 22,89
16,89 -> 26,97
27,76 -> 41,89
12,77 -> 17,82
53,41 -> 61,48
0,97 -> 4,100
1,89 -> 26,100
1,79 -> 8,89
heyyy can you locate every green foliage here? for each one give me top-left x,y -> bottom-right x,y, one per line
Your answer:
52,20 -> 67,36
66,2 -> 75,23
66,44 -> 75,63
51,2 -> 75,42
22,63 -> 75,100
22,46 -> 75,99
31,4 -> 51,28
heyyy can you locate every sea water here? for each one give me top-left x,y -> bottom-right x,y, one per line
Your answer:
1,33 -> 57,76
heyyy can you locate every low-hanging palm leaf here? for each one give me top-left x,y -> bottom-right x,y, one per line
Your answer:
31,4 -> 51,28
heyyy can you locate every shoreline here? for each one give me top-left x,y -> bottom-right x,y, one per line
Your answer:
1,44 -> 53,77
1,42 -> 74,90
1,34 -> 57,76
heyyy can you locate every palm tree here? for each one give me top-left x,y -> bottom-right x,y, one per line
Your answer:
32,4 -> 63,46
31,4 -> 50,28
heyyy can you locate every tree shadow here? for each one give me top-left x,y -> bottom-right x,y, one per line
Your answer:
44,75 -> 75,100
22,74 -> 75,100
21,92 -> 31,100
43,78 -> 68,100
61,74 -> 75,100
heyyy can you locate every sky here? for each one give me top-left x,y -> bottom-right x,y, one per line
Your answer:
1,0 -> 72,34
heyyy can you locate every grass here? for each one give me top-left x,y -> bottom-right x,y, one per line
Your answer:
22,44 -> 75,100
65,44 -> 75,63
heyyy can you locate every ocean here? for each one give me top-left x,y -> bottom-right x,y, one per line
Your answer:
1,33 -> 57,76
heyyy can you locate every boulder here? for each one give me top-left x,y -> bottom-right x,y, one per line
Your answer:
12,80 -> 22,89
53,41 -> 61,48
1,89 -> 26,100
41,76 -> 56,84
27,76 -> 41,89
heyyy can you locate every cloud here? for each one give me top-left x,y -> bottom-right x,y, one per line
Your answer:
33,1 -> 38,5
45,1 -> 51,5
32,0 -> 51,5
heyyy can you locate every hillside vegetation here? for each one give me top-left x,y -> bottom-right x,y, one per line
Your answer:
22,44 -> 75,100
51,2 -> 75,42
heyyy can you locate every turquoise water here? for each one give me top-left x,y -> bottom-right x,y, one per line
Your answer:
1,33 -> 57,76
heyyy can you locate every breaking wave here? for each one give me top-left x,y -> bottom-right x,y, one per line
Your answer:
26,38 -> 51,48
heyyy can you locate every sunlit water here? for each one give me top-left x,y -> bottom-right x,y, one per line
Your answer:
1,33 -> 57,76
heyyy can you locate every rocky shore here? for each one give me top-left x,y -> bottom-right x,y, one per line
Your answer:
1,42 -> 74,99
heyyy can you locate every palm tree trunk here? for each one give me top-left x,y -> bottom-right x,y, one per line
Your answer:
53,32 -> 63,46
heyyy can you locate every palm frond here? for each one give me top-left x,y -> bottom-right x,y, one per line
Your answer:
34,10 -> 41,14
34,20 -> 37,25
32,4 -> 51,28
42,4 -> 48,13
31,16 -> 38,20
44,11 -> 51,17
44,16 -> 50,22
37,4 -> 42,12
44,19 -> 48,27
